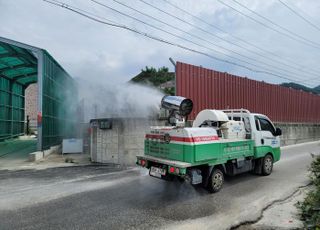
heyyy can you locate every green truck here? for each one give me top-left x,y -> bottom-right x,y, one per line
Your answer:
137,96 -> 282,193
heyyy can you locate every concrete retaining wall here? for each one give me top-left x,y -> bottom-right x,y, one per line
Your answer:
29,144 -> 61,162
275,123 -> 320,146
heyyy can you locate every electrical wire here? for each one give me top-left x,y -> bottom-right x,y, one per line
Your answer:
43,0 -> 315,86
140,0 -> 320,83
217,0 -> 320,50
92,0 -> 311,82
162,0 -> 320,77
229,0 -> 320,82
106,0 -> 316,82
278,0 -> 320,32
161,0 -> 320,79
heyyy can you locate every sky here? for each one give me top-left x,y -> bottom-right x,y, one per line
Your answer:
0,0 -> 320,87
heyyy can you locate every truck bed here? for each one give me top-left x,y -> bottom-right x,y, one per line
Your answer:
144,138 -> 254,165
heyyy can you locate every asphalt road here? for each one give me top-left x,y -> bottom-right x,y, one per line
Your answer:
0,141 -> 319,230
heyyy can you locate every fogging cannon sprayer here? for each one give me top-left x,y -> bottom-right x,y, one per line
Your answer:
161,96 -> 193,126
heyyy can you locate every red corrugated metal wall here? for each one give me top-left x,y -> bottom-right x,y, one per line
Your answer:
176,62 -> 320,123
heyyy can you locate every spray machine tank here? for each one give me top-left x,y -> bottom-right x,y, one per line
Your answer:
161,96 -> 193,126
193,109 -> 246,139
160,96 -> 245,138
161,96 -> 193,116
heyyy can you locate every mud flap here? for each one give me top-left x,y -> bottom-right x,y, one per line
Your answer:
202,166 -> 212,188
253,158 -> 263,174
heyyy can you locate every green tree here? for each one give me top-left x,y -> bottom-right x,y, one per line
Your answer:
130,66 -> 175,95
281,82 -> 320,95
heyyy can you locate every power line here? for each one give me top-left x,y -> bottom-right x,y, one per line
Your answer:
139,0 -> 320,82
106,0 -> 316,82
92,0 -> 309,82
139,0 -> 281,64
161,0 -> 320,79
229,0 -> 320,82
277,0 -> 320,32
139,0 -> 273,58
232,0 -> 320,38
141,0 -> 320,83
43,0 -> 314,86
217,0 -> 320,50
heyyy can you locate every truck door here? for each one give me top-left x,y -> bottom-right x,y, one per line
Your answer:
254,116 -> 280,148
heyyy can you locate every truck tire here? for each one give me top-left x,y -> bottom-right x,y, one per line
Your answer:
207,168 -> 224,193
262,154 -> 273,176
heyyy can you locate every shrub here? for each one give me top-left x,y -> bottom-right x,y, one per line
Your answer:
297,155 -> 320,229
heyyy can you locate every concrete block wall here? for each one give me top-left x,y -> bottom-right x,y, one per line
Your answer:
95,123 -> 120,164
25,83 -> 37,121
121,119 -> 166,166
275,123 -> 320,146
90,118 -> 165,166
25,83 -> 38,133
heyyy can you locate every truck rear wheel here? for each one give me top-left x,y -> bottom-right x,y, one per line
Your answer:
207,168 -> 224,193
262,154 -> 273,176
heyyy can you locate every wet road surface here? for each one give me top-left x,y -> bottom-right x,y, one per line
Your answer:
0,141 -> 319,229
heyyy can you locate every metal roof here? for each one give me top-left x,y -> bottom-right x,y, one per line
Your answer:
0,38 -> 38,86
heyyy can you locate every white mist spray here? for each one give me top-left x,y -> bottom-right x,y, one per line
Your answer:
77,79 -> 164,121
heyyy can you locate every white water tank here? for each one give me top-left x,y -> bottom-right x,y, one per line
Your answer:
220,121 -> 246,139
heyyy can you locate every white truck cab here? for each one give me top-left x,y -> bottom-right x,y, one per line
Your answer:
223,109 -> 282,148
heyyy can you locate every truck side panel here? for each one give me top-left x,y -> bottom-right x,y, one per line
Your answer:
194,140 -> 254,162
254,146 -> 281,162
145,140 -> 193,162
194,143 -> 221,162
145,139 -> 255,165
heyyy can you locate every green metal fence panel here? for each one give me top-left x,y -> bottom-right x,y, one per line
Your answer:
0,39 -> 37,141
0,78 -> 25,140
41,51 -> 77,149
11,83 -> 24,136
0,77 -> 11,140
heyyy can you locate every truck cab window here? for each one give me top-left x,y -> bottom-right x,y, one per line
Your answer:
259,118 -> 275,135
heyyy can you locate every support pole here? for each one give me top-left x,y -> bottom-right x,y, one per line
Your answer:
9,81 -> 13,138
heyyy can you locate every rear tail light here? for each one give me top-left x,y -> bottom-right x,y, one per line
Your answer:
141,159 -> 146,166
168,166 -> 180,174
